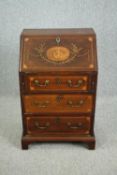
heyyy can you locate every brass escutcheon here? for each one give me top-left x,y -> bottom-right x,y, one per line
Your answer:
56,95 -> 63,103
56,36 -> 61,44
56,78 -> 62,86
55,117 -> 60,124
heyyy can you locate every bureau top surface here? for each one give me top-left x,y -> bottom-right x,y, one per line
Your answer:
19,28 -> 98,73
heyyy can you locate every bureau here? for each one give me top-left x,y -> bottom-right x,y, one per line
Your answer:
19,28 -> 98,150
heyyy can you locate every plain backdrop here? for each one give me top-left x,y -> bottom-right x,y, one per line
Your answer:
0,1 -> 117,175
0,0 -> 117,97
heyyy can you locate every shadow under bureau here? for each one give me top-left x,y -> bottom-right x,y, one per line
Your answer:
19,28 -> 98,150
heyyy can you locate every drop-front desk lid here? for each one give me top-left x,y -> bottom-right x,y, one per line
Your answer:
19,28 -> 98,73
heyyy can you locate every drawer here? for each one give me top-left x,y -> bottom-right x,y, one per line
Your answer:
26,116 -> 91,135
23,94 -> 93,113
25,75 -> 88,92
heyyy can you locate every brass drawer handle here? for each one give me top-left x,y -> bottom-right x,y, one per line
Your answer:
67,79 -> 83,88
67,122 -> 83,129
34,121 -> 50,130
67,99 -> 84,107
32,100 -> 49,108
34,79 -> 50,87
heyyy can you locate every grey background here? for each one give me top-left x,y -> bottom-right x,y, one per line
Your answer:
0,1 -> 117,175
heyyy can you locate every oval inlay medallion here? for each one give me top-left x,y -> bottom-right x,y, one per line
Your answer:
46,46 -> 70,62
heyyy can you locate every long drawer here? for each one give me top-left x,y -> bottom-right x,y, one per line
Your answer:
26,116 -> 91,135
25,75 -> 89,92
23,94 -> 93,113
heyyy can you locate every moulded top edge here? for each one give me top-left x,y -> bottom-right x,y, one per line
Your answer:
21,28 -> 96,36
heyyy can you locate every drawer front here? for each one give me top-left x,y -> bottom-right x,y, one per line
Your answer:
26,116 -> 90,135
26,75 -> 88,92
23,94 -> 93,113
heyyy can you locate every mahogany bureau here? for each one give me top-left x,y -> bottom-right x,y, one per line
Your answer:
19,28 -> 98,150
